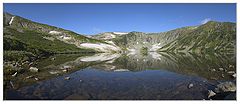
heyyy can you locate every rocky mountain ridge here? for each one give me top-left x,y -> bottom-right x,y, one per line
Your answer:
92,21 -> 236,54
4,12 -> 236,56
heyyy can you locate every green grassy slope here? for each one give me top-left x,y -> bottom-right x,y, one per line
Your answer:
158,21 -> 236,53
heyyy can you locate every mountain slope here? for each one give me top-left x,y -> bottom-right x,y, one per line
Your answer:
158,21 -> 236,53
92,21 -> 235,54
3,12 -> 121,57
4,12 -> 236,56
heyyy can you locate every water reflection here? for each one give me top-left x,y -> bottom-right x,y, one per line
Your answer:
7,69 -> 212,100
5,52 -> 236,100
92,52 -> 235,80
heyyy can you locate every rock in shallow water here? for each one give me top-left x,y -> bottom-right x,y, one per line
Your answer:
232,73 -> 236,78
29,67 -> 39,72
210,69 -> 216,72
26,75 -> 33,79
188,83 -> 193,89
34,77 -> 39,81
62,69 -> 68,72
219,68 -> 224,71
229,65 -> 234,68
208,90 -> 216,98
227,71 -> 235,74
65,77 -> 70,80
214,82 -> 236,93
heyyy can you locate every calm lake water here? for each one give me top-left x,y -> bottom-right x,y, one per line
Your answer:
4,52 -> 236,100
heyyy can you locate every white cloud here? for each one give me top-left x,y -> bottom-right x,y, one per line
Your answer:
201,18 -> 211,24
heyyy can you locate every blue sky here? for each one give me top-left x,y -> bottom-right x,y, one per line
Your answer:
4,3 -> 236,35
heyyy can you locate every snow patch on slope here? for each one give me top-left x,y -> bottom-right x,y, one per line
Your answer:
127,48 -> 137,56
114,69 -> 129,72
105,41 -> 117,46
150,43 -> 162,51
98,33 -> 116,40
113,32 -> 128,35
80,53 -> 121,62
60,35 -> 71,40
9,16 -> 15,25
103,34 -> 116,39
149,52 -> 162,60
80,43 -> 121,52
49,31 -> 62,35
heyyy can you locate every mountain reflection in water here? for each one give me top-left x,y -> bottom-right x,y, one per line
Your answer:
5,52 -> 236,100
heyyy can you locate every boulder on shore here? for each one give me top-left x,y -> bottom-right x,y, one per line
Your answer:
214,82 -> 236,93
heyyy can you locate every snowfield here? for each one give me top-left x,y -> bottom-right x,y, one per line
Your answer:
9,16 -> 15,25
149,52 -> 162,60
102,34 -> 116,40
113,32 -> 128,35
127,48 -> 136,52
49,31 -> 62,35
60,35 -> 71,40
80,53 -> 121,62
150,43 -> 162,51
80,43 -> 121,52
105,41 -> 117,46
114,69 -> 129,72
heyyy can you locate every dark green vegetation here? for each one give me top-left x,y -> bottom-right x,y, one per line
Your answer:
140,47 -> 148,55
3,12 -> 113,54
3,12 -> 105,89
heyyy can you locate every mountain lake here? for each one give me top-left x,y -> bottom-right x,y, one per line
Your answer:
4,52 -> 236,100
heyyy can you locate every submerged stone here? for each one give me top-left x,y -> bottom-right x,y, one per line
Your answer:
188,83 -> 193,89
65,77 -> 70,80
